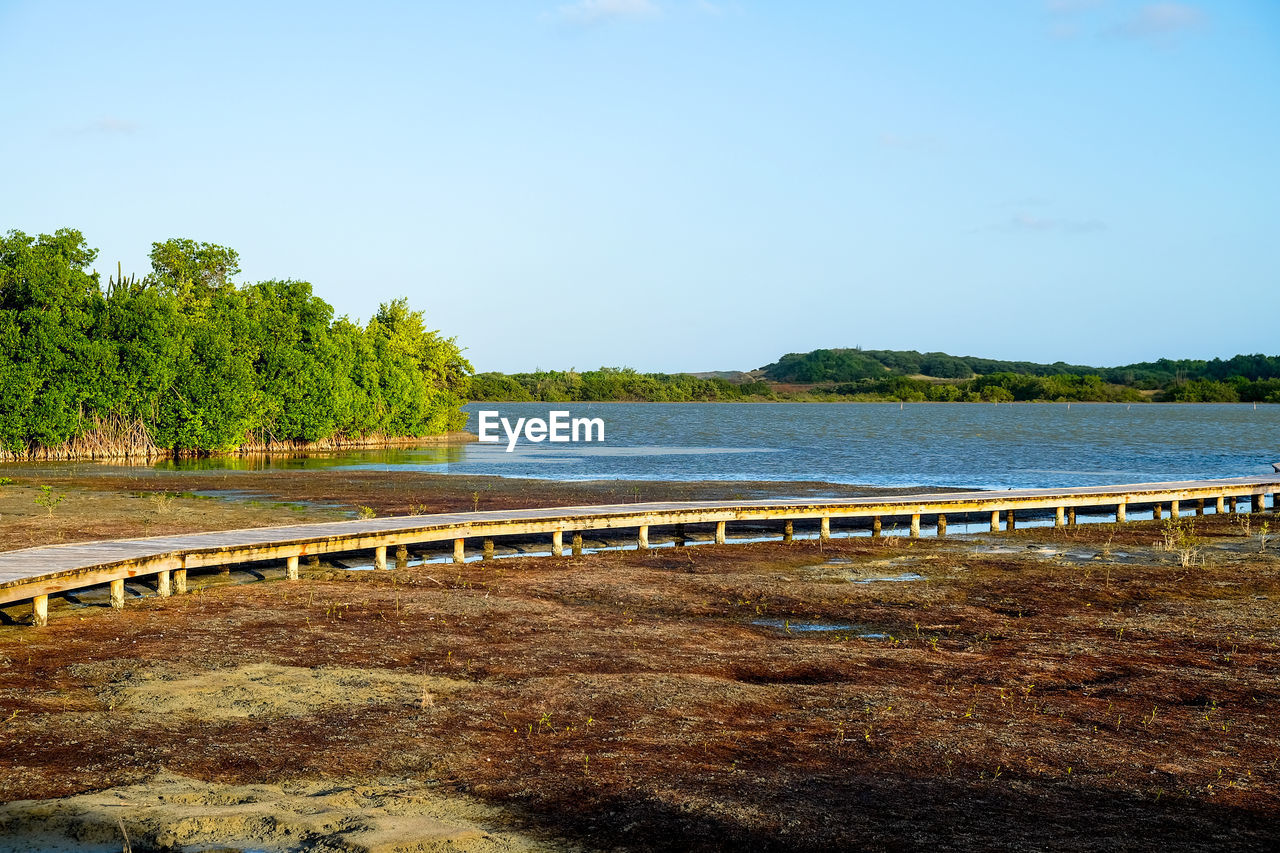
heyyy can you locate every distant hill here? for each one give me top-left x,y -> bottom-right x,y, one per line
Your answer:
758,348 -> 1280,389
468,350 -> 1280,404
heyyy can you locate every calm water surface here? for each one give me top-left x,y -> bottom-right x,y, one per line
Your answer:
155,402 -> 1280,490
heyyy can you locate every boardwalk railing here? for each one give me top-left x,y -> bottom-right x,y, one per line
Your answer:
2,476 -> 1277,626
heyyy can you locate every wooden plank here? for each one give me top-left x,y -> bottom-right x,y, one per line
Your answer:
2,475 -> 1277,606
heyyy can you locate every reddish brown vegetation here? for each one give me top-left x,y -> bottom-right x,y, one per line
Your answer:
1,515 -> 1278,850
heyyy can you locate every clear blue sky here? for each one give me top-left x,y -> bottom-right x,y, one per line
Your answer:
3,1 -> 1277,373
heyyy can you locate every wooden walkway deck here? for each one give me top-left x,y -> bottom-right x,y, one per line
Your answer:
3,475 -> 1278,626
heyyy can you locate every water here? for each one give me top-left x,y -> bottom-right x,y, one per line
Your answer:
23,402 -> 1279,491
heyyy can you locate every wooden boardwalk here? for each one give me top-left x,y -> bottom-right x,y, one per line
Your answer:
3,475 -> 1278,626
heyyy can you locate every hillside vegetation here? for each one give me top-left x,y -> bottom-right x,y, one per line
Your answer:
473,349 -> 1280,404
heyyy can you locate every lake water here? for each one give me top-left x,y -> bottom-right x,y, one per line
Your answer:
158,402 -> 1280,491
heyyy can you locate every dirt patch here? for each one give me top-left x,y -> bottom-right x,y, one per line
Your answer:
109,663 -> 472,721
0,773 -> 559,853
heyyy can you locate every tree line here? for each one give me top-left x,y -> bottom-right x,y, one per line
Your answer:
0,228 -> 470,459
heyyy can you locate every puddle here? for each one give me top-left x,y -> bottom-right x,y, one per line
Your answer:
852,573 -> 925,584
750,618 -> 885,638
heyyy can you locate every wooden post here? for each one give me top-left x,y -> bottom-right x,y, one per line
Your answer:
174,568 -> 187,594
910,514 -> 920,538
572,533 -> 583,556
990,511 -> 1000,533
715,521 -> 726,545
286,556 -> 299,581
1252,494 -> 1264,513
1055,506 -> 1065,528
872,516 -> 882,538
157,569 -> 171,598
1068,507 -> 1077,526
638,525 -> 649,549
1006,509 -> 1015,531
783,520 -> 793,543
32,594 -> 48,627
1216,496 -> 1226,514
674,524 -> 687,547
1153,503 -> 1162,521
1116,502 -> 1126,524
936,514 -> 947,538
110,579 -> 125,610
1196,499 -> 1205,517
453,538 -> 465,563
483,538 -> 495,560
820,516 -> 830,541
1170,500 -> 1180,519
1229,496 -> 1237,514
396,545 -> 408,569
552,530 -> 563,557
374,545 -> 387,571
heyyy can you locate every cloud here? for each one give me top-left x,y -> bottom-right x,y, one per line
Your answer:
1045,0 -> 1103,14
1113,3 -> 1205,38
557,0 -> 661,25
72,117 -> 138,135
1002,212 -> 1108,234
877,132 -> 941,152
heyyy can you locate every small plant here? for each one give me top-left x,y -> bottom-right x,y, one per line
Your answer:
356,505 -> 376,519
34,485 -> 65,517
472,491 -> 480,512
1258,521 -> 1269,553
1160,518 -> 1202,567
0,476 -> 14,486
1233,513 -> 1252,538
148,492 -> 176,514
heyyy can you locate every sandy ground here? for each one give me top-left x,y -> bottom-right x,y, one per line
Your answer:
1,505 -> 1278,851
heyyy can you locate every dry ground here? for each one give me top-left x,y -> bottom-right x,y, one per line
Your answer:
1,511 -> 1278,851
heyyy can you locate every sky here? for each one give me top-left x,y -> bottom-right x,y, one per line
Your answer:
2,1 -> 1277,373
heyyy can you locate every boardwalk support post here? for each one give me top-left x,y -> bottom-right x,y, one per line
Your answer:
638,525 -> 649,550
1252,494 -> 1264,514
1217,496 -> 1226,514
110,579 -> 125,610
453,538 -> 465,564
174,568 -> 187,594
820,516 -> 830,541
872,516 -> 882,538
1007,509 -> 1016,531
374,546 -> 387,571
157,569 -> 171,598
483,539 -> 495,560
572,533 -> 583,556
1055,506 -> 1065,528
32,595 -> 48,627
990,511 -> 1000,533
1171,500 -> 1180,519
1068,507 -> 1076,526
715,521 -> 726,545
552,530 -> 563,557
1197,499 -> 1205,517
286,556 -> 299,581
910,514 -> 921,538
783,520 -> 793,543
937,514 -> 947,538
1153,504 -> 1162,521
396,545 -> 408,569
1116,502 -> 1126,524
